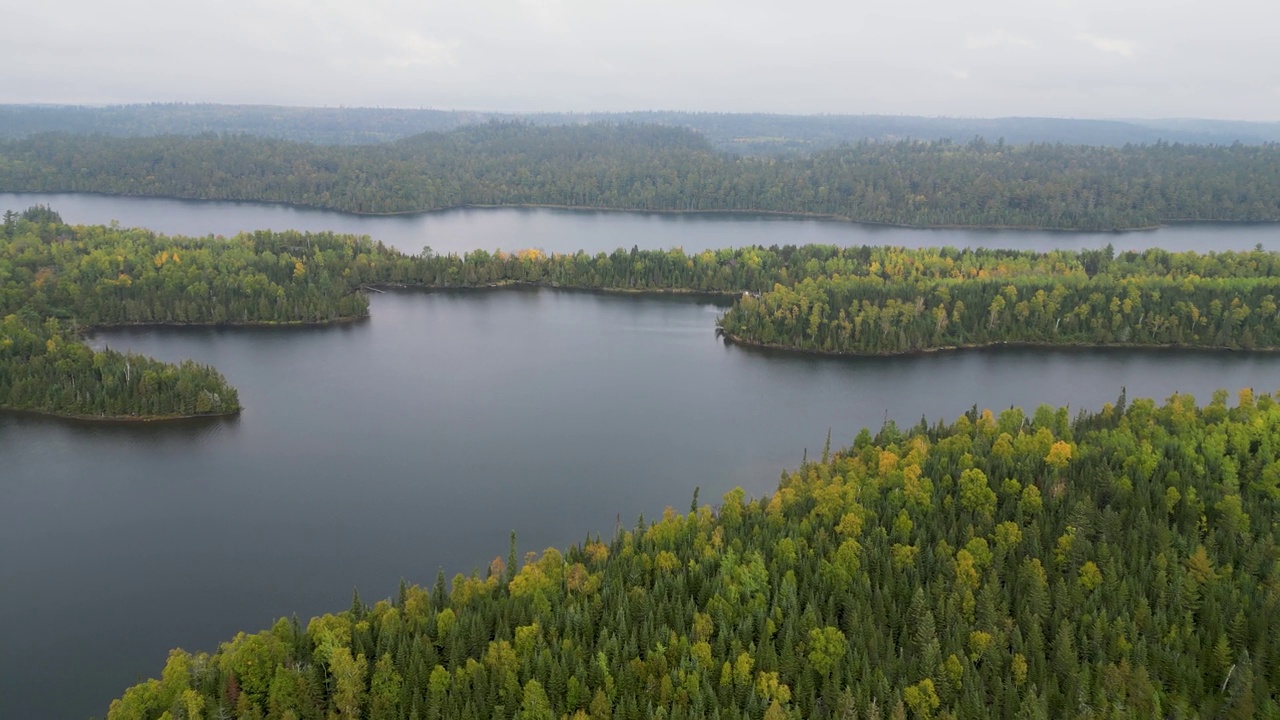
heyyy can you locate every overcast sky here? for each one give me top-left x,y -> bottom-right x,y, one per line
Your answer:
4,0 -> 1277,120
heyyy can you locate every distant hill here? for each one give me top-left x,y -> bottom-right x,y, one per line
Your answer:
3,103 -> 1279,154
560,112 -> 1280,154
0,104 -> 475,145
6,122 -> 1280,229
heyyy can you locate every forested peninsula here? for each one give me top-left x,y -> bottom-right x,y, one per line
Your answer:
107,391 -> 1280,719
0,206 -> 365,419
9,207 -> 1280,418
716,245 -> 1280,355
5,123 -> 1280,229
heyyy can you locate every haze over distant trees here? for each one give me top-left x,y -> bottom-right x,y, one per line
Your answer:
4,103 -> 1280,152
4,123 -> 1280,230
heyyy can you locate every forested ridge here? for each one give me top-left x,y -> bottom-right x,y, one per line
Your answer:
5,123 -> 1280,229
6,104 -> 1280,150
106,391 -> 1280,719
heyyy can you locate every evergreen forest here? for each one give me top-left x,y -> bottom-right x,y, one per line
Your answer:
6,123 -> 1280,229
105,391 -> 1280,719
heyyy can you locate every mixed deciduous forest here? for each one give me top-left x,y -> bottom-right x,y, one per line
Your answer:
0,312 -> 237,418
10,207 -> 1280,419
5,123 -> 1280,229
0,205 -> 391,417
105,392 -> 1280,719
716,246 -> 1280,355
2,210 -> 372,327
372,241 -> 1280,355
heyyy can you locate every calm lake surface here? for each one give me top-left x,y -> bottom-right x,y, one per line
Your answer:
3,195 -> 1280,718
4,192 -> 1280,255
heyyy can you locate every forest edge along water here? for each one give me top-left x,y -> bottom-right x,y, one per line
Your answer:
716,331 -> 1280,358
7,200 -> 1280,422
4,194 -> 1280,718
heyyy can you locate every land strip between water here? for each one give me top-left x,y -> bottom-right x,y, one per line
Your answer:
6,205 -> 1280,420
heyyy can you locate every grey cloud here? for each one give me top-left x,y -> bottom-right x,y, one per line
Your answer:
2,0 -> 1277,119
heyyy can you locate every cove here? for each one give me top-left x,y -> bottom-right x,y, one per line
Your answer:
5,290 -> 1280,717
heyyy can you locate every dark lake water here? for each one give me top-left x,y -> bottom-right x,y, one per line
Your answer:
3,192 -> 1280,255
3,195 -> 1280,718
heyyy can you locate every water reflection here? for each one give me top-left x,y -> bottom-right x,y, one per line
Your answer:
0,408 -> 238,444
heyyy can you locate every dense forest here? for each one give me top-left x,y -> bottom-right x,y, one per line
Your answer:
0,206 -> 393,417
10,208 -> 1280,419
6,104 -> 1280,150
0,312 -> 237,418
105,391 -> 1280,719
716,246 -> 1280,355
3,211 -> 372,326
5,123 -> 1280,229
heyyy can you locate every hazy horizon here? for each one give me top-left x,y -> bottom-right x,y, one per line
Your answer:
5,101 -> 1280,126
4,0 -> 1278,122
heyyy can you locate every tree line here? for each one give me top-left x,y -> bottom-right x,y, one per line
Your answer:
11,208 -> 1280,416
5,104 -> 1280,151
5,123 -> 1280,229
105,391 -> 1280,719
717,272 -> 1280,355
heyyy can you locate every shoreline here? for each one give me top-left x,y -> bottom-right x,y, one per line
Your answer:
454,203 -> 1181,233
13,281 -> 1274,426
370,280 -> 740,300
0,405 -> 241,424
716,331 -> 1278,358
7,189 -> 1277,233
11,318 -> 372,425
84,314 -> 368,332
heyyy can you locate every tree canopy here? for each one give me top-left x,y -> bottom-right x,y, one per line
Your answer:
105,391 -> 1280,719
717,245 -> 1280,354
5,123 -> 1280,229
